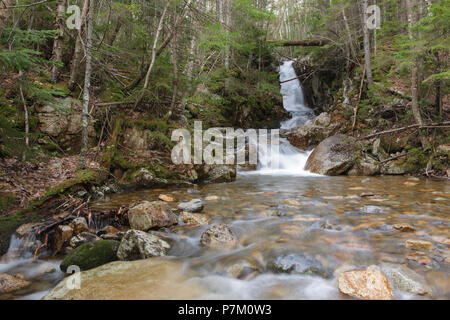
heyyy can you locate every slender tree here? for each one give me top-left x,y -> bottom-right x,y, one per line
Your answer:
51,0 -> 67,83
79,0 -> 95,169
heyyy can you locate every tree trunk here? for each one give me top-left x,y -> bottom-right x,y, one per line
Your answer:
224,0 -> 231,70
342,8 -> 357,61
51,0 -> 67,83
134,1 -> 170,108
69,0 -> 89,91
0,0 -> 15,38
107,18 -> 121,46
170,6 -> 179,114
405,0 -> 423,125
134,0 -> 193,105
79,0 -> 95,169
361,0 -> 374,85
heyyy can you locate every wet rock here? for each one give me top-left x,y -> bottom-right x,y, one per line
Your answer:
393,224 -> 415,232
305,134 -> 361,175
69,232 -> 101,248
69,217 -> 89,235
35,263 -> 57,275
347,154 -> 380,176
226,259 -> 260,280
55,225 -> 73,252
117,229 -> 171,261
0,273 -> 30,294
196,164 -> 236,183
338,265 -> 394,300
381,160 -> 409,175
158,194 -> 174,202
205,195 -> 219,201
320,221 -> 342,231
60,240 -> 120,272
97,226 -> 120,236
380,263 -> 432,296
270,253 -> 331,278
177,199 -> 204,213
405,239 -> 433,250
287,113 -> 336,150
128,201 -> 178,231
200,224 -> 238,249
180,212 -> 210,225
133,168 -> 155,187
44,259 -> 206,300
100,232 -> 124,241
282,199 -> 301,206
288,124 -> 327,150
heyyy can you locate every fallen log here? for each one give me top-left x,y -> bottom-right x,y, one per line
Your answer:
267,40 -> 330,47
361,121 -> 450,140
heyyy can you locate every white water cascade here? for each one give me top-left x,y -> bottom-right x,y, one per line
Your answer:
252,61 -> 317,175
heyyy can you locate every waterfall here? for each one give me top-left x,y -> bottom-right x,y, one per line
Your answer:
248,61 -> 318,175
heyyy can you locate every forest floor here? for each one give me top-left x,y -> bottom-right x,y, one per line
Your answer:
0,151 -> 101,217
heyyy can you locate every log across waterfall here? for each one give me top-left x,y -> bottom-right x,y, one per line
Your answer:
242,61 -> 319,176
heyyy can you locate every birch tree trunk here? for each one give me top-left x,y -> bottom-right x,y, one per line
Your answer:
51,0 -> 67,83
224,0 -> 231,70
361,0 -> 374,85
0,0 -> 15,38
405,0 -> 423,125
79,0 -> 94,169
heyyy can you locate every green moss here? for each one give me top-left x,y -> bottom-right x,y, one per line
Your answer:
60,240 -> 120,272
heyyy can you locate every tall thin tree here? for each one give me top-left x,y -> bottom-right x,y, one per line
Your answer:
79,0 -> 95,169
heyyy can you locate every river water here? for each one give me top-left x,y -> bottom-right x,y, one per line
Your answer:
0,62 -> 449,300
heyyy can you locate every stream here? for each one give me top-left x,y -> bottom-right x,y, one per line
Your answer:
0,61 -> 448,300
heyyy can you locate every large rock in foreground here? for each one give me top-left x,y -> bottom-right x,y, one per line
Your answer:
0,273 -> 30,294
117,229 -> 171,261
44,258 -> 205,300
128,201 -> 178,231
338,265 -> 394,300
60,240 -> 120,272
305,134 -> 361,175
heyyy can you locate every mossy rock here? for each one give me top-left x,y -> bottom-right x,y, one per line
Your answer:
60,240 -> 120,272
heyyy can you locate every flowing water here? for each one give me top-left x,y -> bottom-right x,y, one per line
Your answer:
1,61 -> 449,300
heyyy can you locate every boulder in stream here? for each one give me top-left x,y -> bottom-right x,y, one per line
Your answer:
69,232 -> 101,248
200,224 -> 238,249
338,265 -> 394,300
305,134 -> 361,175
270,253 -> 331,278
380,263 -> 432,296
117,229 -> 171,261
128,201 -> 178,231
69,217 -> 90,235
60,240 -> 120,272
177,199 -> 204,213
